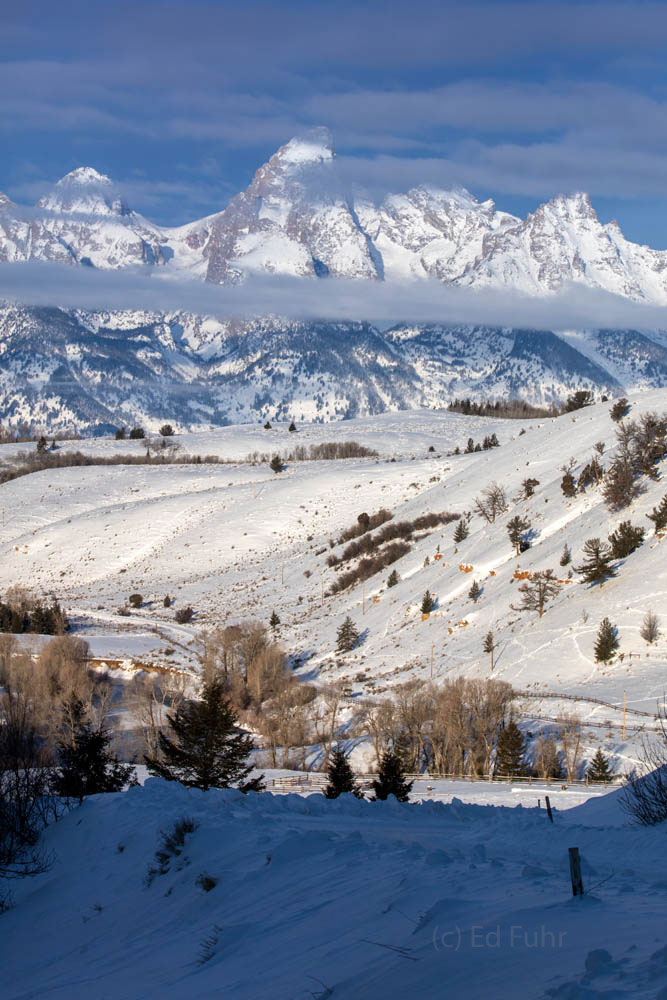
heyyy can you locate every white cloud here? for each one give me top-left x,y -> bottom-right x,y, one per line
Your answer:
1,261 -> 667,332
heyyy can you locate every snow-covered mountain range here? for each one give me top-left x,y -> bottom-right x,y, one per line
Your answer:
3,304 -> 667,434
3,127 -> 667,432
5,126 -> 667,300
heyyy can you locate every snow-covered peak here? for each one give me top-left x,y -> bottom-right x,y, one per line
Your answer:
37,167 -> 131,217
276,126 -> 336,167
534,191 -> 597,225
0,191 -> 12,212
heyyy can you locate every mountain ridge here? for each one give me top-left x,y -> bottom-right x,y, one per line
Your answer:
3,127 -> 667,303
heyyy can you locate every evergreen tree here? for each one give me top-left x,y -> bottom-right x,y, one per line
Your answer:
594,617 -> 619,663
324,745 -> 362,799
602,454 -> 641,510
53,699 -> 135,801
336,616 -> 359,653
561,471 -> 577,497
518,569 -> 561,617
269,455 -> 283,474
610,398 -> 629,422
494,720 -> 526,777
483,630 -> 495,671
519,477 -> 539,499
420,590 -> 435,614
586,748 -> 614,782
387,569 -> 400,588
468,580 -> 481,601
371,748 -> 413,802
575,538 -> 616,585
565,390 -> 594,412
453,519 -> 469,543
647,495 -> 667,533
269,610 -> 280,631
465,437 -> 475,453
507,515 -> 531,556
559,543 -> 571,566
608,521 -> 645,558
145,679 -> 264,792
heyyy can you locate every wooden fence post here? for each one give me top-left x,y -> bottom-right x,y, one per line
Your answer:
545,795 -> 554,823
568,846 -> 583,896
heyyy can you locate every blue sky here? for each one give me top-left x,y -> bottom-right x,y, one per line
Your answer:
4,0 -> 667,246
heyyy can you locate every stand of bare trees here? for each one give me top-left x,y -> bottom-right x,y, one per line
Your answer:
358,678 -> 514,775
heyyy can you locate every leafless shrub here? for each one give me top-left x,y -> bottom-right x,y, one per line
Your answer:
640,610 -> 660,644
621,706 -> 667,825
474,483 -> 508,523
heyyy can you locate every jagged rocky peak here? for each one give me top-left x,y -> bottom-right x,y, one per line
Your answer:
0,191 -> 12,212
533,191 -> 598,226
247,126 -> 336,198
37,167 -> 131,217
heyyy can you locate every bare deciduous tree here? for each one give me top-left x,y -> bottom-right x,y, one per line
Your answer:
640,610 -> 660,645
474,483 -> 508,524
557,713 -> 583,781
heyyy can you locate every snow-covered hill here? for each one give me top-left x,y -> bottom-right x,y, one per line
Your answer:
1,391 -> 665,751
2,778 -> 666,999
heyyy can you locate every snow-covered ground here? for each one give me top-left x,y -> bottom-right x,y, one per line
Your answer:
2,778 -> 664,1000
2,391 -> 666,765
2,392 -> 667,998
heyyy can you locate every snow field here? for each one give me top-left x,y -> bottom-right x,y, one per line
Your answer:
2,778 -> 666,999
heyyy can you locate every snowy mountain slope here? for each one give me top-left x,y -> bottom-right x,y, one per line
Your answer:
461,192 -> 667,302
355,185 -> 519,283
3,779 -> 667,1000
4,305 -> 667,433
3,129 -> 667,432
1,391 -> 665,736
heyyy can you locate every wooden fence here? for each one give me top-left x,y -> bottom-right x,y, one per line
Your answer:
268,772 -> 622,792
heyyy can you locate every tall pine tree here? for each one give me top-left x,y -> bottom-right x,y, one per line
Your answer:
53,698 -> 135,801
453,519 -> 469,543
324,745 -> 362,799
372,748 -> 413,802
575,538 -> 616,585
336,616 -> 359,653
586,748 -> 614,783
494,720 -> 526,777
594,618 -> 619,663
145,678 -> 264,792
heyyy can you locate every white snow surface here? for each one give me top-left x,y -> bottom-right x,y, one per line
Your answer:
2,777 -> 666,999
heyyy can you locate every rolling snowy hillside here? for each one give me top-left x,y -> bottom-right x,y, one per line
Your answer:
1,391 -> 665,775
